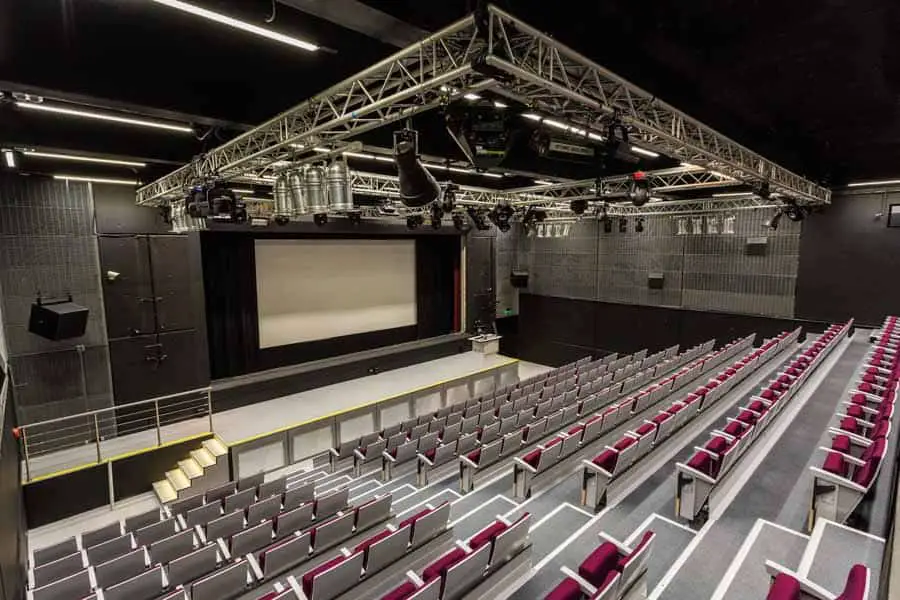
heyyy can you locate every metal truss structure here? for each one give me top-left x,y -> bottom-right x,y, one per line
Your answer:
137,5 -> 830,207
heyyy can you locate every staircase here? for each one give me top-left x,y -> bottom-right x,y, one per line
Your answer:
152,437 -> 229,505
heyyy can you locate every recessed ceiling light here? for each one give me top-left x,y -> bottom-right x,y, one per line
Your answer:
24,151 -> 146,167
17,101 -> 193,133
53,175 -> 138,185
149,0 -> 318,51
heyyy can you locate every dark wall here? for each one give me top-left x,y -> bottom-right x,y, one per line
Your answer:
0,377 -> 25,600
511,294 -> 820,367
203,231 -> 460,379
796,188 -> 900,327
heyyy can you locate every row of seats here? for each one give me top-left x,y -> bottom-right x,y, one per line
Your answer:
514,337 -> 746,500
765,562 -> 870,600
545,530 -> 655,600
579,332 -> 786,510
261,502 -> 453,600
460,341 -> 716,493
675,323 -> 847,523
810,316 -> 897,527
30,484 -> 388,600
378,512 -> 531,600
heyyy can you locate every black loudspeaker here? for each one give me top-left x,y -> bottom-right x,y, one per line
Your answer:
28,297 -> 89,340
745,236 -> 769,256
648,272 -> 665,290
510,270 -> 530,288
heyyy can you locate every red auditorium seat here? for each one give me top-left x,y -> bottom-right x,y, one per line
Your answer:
422,547 -> 467,582
398,507 -> 432,530
577,542 -> 619,589
545,577 -> 584,600
724,420 -> 749,438
469,521 -> 507,550
522,448 -> 541,468
381,581 -> 418,600
823,451 -> 849,477
592,449 -> 617,472
686,452 -> 715,477
354,528 -> 394,553
302,554 -> 347,597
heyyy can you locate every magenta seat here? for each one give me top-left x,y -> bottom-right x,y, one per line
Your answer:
617,531 -> 653,570
846,405 -> 864,419
592,450 -> 618,472
522,449 -> 541,468
302,555 -> 347,597
705,436 -> 730,455
872,420 -> 890,439
687,451 -> 714,477
469,520 -> 508,550
839,416 -> 860,435
737,410 -> 758,425
544,577 -> 584,600
614,437 -> 636,451
547,436 -> 564,448
823,452 -> 847,477
578,542 -> 620,587
381,581 -> 418,600
467,448 -> 482,463
355,528 -> 395,554
424,447 -> 437,461
761,389 -> 777,401
831,435 -> 851,454
748,400 -> 767,413
652,413 -> 672,426
398,507 -> 432,530
837,565 -> 869,600
568,425 -> 585,436
635,423 -> 655,436
422,547 -> 467,582
724,421 -> 747,438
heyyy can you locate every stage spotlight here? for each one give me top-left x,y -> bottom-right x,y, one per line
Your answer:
783,201 -> 807,222
488,203 -> 514,232
452,211 -> 471,232
429,202 -> 444,229
570,199 -> 589,215
619,217 -> 628,233
635,217 -> 645,232
522,206 -> 547,226
313,213 -> 328,226
377,199 -> 399,216
629,172 -> 651,206
406,214 -> 424,230
766,208 -> 783,230
394,129 -> 440,207
467,207 -> 492,231
445,100 -> 510,169
346,210 -> 362,225
754,180 -> 772,199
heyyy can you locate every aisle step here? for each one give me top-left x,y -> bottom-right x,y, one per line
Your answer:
178,458 -> 204,479
190,448 -> 216,468
153,479 -> 178,504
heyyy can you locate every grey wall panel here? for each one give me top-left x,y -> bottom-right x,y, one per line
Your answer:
465,230 -> 496,331
0,175 -> 114,426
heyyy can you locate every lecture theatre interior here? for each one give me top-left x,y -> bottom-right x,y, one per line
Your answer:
1,2 -> 900,600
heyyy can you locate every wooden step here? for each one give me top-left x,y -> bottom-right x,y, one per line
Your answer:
178,458 -> 203,479
190,448 -> 216,468
153,479 -> 178,505
202,437 -> 228,458
165,468 -> 191,493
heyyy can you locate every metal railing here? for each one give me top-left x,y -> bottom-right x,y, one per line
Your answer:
18,387 -> 212,482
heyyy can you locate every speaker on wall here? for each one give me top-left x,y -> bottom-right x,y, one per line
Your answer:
510,270 -> 530,288
648,272 -> 665,290
28,296 -> 89,340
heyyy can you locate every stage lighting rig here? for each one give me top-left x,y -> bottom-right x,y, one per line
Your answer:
394,128 -> 440,207
445,99 -> 511,169
570,199 -> 589,215
783,200 -> 807,222
452,210 -> 471,232
629,172 -> 651,206
377,199 -> 399,216
602,121 -> 640,165
766,208 -> 783,230
441,183 -> 459,213
467,207 -> 492,231
429,202 -> 444,230
346,210 -> 362,225
185,183 -> 248,223
635,217 -> 645,232
488,203 -> 514,232
619,217 -> 628,233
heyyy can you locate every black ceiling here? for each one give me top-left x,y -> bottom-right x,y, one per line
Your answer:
2,0 -> 899,186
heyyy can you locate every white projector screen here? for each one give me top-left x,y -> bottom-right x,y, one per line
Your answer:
255,239 -> 417,348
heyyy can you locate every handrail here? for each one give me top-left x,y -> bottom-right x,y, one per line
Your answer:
18,386 -> 213,482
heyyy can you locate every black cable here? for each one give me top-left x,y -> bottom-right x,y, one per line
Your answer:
265,0 -> 276,23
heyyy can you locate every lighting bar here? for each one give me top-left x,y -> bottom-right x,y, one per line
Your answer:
463,93 -> 481,101
847,179 -> 900,188
149,0 -> 318,51
494,101 -> 508,109
631,146 -> 660,158
712,191 -> 755,197
23,151 -> 146,167
2,150 -> 15,168
534,179 -> 554,185
522,113 -> 542,121
230,188 -> 254,194
17,102 -> 194,133
53,175 -> 138,185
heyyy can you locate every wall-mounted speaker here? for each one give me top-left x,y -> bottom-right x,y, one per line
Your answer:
28,297 -> 89,340
745,236 -> 769,256
648,272 -> 665,290
510,270 -> 530,288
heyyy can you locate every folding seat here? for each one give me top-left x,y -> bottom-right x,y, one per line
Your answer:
666,402 -> 689,430
809,437 -> 886,524
478,420 -> 501,445
382,438 -> 418,480
459,440 -> 502,492
598,404 -> 621,434
651,411 -> 676,442
578,394 -> 601,418
575,542 -> 622,600
630,422 -> 657,459
582,414 -> 605,444
499,427 -> 526,457
764,562 -> 869,600
546,409 -> 564,433
523,417 -> 548,444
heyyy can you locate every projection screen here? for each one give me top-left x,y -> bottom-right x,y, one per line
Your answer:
255,239 -> 417,349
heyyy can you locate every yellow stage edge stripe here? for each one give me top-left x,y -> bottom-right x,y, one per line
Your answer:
23,432 -> 214,485
226,358 -> 519,447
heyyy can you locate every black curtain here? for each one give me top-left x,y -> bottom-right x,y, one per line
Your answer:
416,236 -> 459,339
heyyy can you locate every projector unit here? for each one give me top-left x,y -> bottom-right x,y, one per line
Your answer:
529,131 -> 596,163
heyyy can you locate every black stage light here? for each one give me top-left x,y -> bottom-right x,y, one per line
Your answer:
754,180 -> 772,199
186,184 -> 248,223
570,199 -> 589,215
346,210 -> 362,225
313,213 -> 328,226
445,101 -> 510,169
619,217 -> 628,233
783,200 -> 807,222
452,211 -> 471,232
766,209 -> 783,230
629,172 -> 651,206
488,203 -> 515,232
635,217 -> 645,232
467,207 -> 492,231
407,214 -> 424,230
603,122 -> 640,165
430,202 -> 444,229
394,129 -> 440,207
522,206 -> 547,226
603,218 -> 613,233
442,183 -> 459,213
377,199 -> 399,216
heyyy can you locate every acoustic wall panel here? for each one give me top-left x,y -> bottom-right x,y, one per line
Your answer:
255,239 -> 416,348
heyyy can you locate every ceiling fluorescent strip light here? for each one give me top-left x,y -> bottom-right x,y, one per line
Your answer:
53,175 -> 138,185
2,150 -> 15,168
24,151 -> 146,167
150,0 -> 318,51
847,179 -> 900,188
17,102 -> 193,133
631,146 -> 660,158
712,191 -> 755,197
